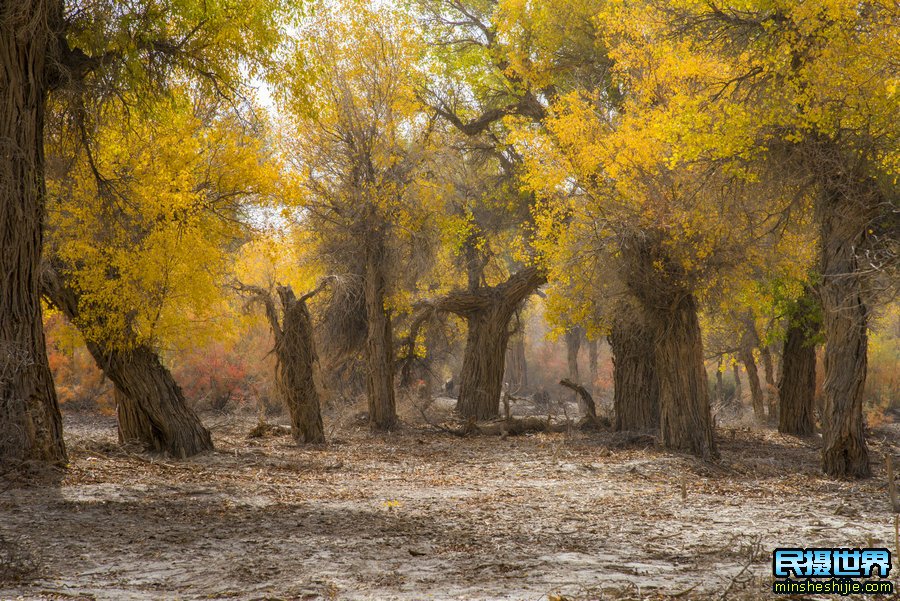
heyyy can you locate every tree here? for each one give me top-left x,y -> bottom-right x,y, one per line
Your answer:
601,0 -> 898,476
241,283 -> 325,444
0,0 -> 291,464
281,0 -> 439,430
42,92 -> 276,456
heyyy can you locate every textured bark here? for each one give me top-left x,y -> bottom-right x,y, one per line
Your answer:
43,267 -> 212,456
819,180 -> 872,478
739,348 -> 765,423
457,310 -> 510,420
364,239 -> 396,430
433,267 -> 546,421
608,317 -> 659,432
621,234 -> 715,458
587,338 -> 598,392
652,294 -> 716,458
732,362 -> 742,403
504,331 -> 528,392
262,286 -> 325,444
0,1 -> 67,465
104,344 -> 213,457
778,322 -> 816,436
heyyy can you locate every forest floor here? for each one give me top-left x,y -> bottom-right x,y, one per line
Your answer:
1,401 -> 899,601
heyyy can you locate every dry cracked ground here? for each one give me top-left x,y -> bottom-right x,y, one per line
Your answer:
1,409 -> 899,601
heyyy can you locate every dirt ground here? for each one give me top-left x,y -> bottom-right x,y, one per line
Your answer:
1,404 -> 899,601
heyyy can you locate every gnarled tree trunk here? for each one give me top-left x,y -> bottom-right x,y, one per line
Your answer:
587,338 -> 598,392
364,238 -> 396,430
0,2 -> 66,465
819,178 -> 873,477
778,321 -> 817,436
622,235 -> 716,459
433,267 -> 546,421
102,344 -> 213,457
652,294 -> 717,458
608,315 -> 659,431
43,266 -> 212,457
458,308 -> 510,420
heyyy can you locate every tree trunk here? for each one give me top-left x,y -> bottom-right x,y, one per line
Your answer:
778,322 -> 816,436
458,309 -> 510,420
42,265 -> 212,456
587,338 -> 598,392
652,294 -> 717,458
761,346 -> 777,421
435,267 -> 545,422
364,240 -> 396,430
732,361 -> 742,403
102,344 -> 213,456
273,287 -> 324,444
819,181 -> 872,478
564,327 -> 582,383
0,2 -> 67,465
608,317 -> 659,431
739,348 -> 765,422
504,331 -> 528,392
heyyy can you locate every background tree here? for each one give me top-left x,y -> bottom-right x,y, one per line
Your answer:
280,0 -> 439,430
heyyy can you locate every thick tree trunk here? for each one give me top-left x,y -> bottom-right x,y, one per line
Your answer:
102,344 -> 213,457
761,346 -> 777,421
42,265 -> 212,456
364,241 -> 396,430
457,310 -> 510,420
504,331 -> 528,392
273,287 -> 324,444
739,348 -> 765,422
435,267 -> 545,422
732,362 -> 742,403
778,322 -> 816,436
608,317 -> 659,431
652,294 -> 717,458
0,3 -> 67,465
819,182 -> 872,478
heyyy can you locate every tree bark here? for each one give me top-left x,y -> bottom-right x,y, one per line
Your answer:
457,309 -> 510,420
608,316 -> 659,431
267,286 -> 325,444
651,294 -> 716,458
364,238 -> 397,430
739,348 -> 765,423
818,178 -> 873,478
621,234 -> 716,459
433,267 -> 546,421
43,266 -> 212,456
778,321 -> 817,436
564,326 -> 582,383
104,344 -> 213,457
0,2 -> 67,465
559,378 -> 597,420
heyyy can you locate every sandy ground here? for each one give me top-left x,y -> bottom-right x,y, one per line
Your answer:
1,405 -> 899,601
